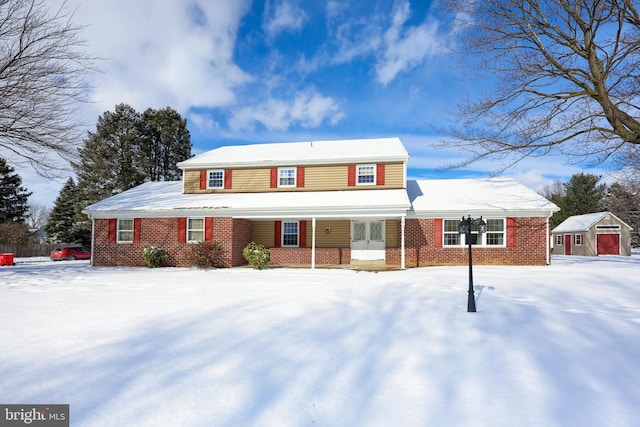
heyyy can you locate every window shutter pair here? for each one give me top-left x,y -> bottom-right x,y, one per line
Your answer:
107,218 -> 141,243
273,220 -> 306,248
199,170 -> 232,189
270,168 -> 305,188
348,164 -> 385,186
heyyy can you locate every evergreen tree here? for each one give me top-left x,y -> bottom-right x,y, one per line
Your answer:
603,182 -> 640,247
138,107 -> 192,181
553,173 -> 606,225
45,177 -> 78,243
0,157 -> 31,223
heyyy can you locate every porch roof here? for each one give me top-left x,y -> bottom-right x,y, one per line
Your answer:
83,181 -> 411,219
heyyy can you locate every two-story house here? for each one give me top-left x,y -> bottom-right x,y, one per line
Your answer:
84,137 -> 559,268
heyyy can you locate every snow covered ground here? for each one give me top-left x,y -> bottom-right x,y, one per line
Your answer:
1,255 -> 639,427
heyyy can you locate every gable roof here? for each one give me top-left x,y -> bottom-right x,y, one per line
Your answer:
552,211 -> 633,233
407,178 -> 559,218
83,181 -> 411,219
177,137 -> 408,169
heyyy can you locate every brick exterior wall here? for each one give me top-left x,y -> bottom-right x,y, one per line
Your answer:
92,216 -> 549,268
93,217 -> 253,268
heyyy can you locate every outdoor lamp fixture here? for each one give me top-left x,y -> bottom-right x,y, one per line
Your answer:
459,215 -> 486,312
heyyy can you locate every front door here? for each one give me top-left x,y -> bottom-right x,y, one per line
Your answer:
351,220 -> 385,261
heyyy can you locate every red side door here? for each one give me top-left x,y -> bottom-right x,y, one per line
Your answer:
564,234 -> 572,255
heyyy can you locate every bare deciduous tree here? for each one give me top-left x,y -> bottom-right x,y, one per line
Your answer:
0,0 -> 95,176
441,0 -> 640,169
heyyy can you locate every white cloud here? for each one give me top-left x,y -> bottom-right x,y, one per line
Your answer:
375,1 -> 442,86
229,89 -> 344,131
66,0 -> 251,119
263,0 -> 307,39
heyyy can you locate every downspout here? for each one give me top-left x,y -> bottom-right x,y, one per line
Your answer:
401,216 -> 406,269
311,217 -> 316,269
546,216 -> 550,265
90,217 -> 95,267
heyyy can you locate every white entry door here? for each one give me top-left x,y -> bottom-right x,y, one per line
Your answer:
351,220 -> 386,261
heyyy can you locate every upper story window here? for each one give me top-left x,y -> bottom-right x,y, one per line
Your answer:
279,167 -> 296,187
117,219 -> 134,243
207,170 -> 224,189
357,164 -> 376,185
187,218 -> 204,242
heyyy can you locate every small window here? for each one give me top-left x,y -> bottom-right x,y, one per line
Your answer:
282,221 -> 299,247
485,219 -> 505,246
356,164 -> 376,185
187,218 -> 205,242
278,167 -> 296,187
556,235 -> 563,245
575,234 -> 582,246
207,170 -> 224,189
443,219 -> 461,246
117,219 -> 134,243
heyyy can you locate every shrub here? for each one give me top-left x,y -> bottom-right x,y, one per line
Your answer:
243,241 -> 270,269
142,245 -> 167,268
191,241 -> 225,269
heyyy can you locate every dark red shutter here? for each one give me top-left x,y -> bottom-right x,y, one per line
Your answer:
297,167 -> 305,187
178,217 -> 187,243
376,164 -> 385,185
348,165 -> 356,186
108,219 -> 117,243
434,219 -> 443,248
507,217 -> 517,247
299,220 -> 307,247
133,218 -> 141,243
224,170 -> 232,189
199,170 -> 207,190
205,217 -> 213,241
274,220 -> 282,248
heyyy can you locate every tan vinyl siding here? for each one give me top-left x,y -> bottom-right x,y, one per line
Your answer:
251,221 -> 275,247
386,219 -> 399,248
182,161 -> 406,193
311,220 -> 351,247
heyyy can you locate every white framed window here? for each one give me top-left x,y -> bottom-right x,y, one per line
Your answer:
356,164 -> 376,185
443,218 -> 505,247
278,167 -> 296,187
575,234 -> 582,246
207,170 -> 224,189
556,235 -> 563,245
282,221 -> 299,247
187,218 -> 205,242
117,219 -> 134,243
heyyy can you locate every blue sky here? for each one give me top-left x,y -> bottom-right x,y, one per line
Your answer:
22,0 -> 609,207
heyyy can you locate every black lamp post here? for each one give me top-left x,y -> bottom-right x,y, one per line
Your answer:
458,215 -> 486,312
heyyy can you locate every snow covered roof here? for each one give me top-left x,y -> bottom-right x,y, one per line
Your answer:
407,178 -> 559,218
177,137 -> 409,169
552,212 -> 633,233
84,181 -> 411,219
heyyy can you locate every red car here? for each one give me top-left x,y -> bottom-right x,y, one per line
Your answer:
50,246 -> 91,261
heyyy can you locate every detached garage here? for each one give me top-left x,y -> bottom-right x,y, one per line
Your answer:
552,212 -> 633,256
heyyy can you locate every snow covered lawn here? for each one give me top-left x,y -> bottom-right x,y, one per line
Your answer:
1,256 -> 639,426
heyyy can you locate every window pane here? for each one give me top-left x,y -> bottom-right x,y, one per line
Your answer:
486,233 -> 503,245
118,219 -> 134,242
444,234 -> 460,245
188,218 -> 204,242
444,220 -> 459,232
487,219 -> 503,231
208,170 -> 223,188
357,165 -> 375,184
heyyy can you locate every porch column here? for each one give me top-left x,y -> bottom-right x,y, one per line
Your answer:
311,217 -> 316,269
401,216 -> 406,269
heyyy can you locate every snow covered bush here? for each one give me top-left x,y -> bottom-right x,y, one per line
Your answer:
142,245 -> 167,268
243,241 -> 270,269
190,241 -> 225,269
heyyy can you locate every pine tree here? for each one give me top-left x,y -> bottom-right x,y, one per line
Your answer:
0,157 -> 31,223
553,173 -> 606,225
45,177 -> 78,243
138,107 -> 192,181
